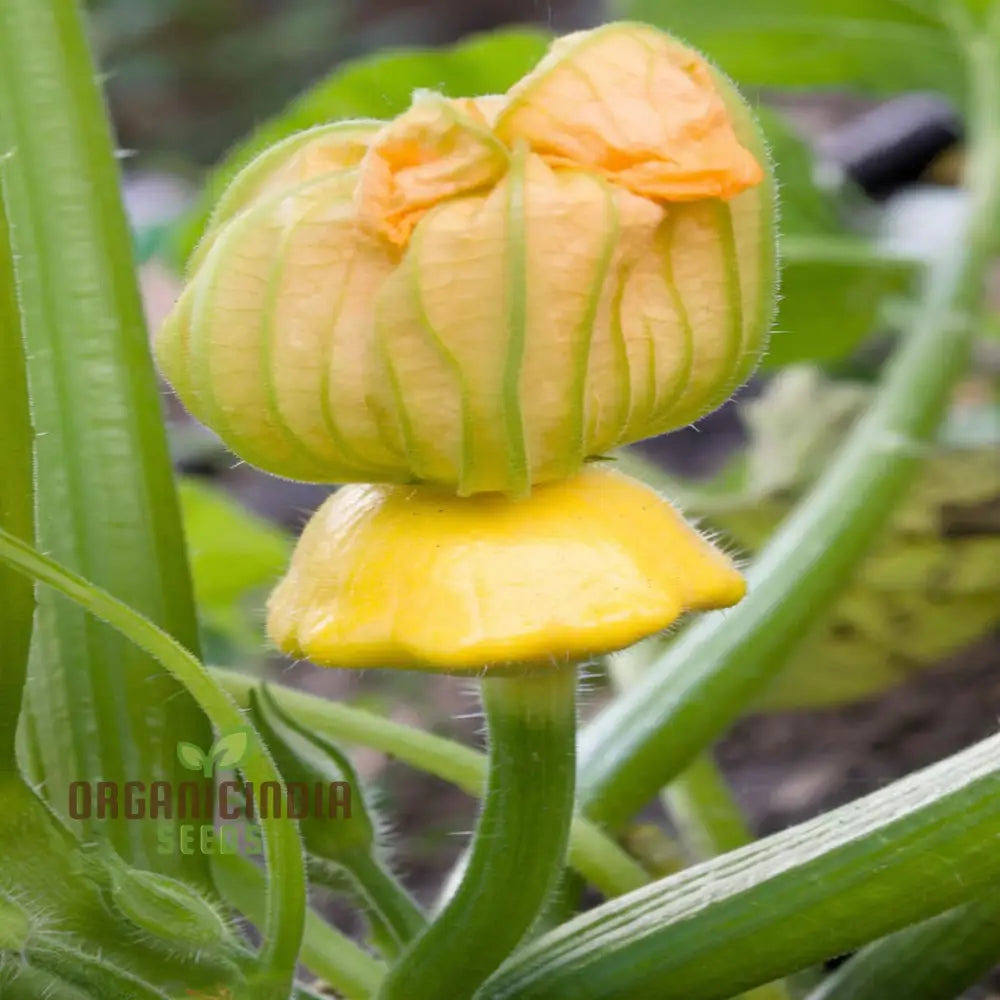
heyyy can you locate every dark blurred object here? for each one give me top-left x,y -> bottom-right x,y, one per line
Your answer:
633,399 -> 747,480
820,93 -> 963,198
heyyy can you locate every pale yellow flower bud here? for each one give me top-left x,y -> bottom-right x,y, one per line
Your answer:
157,23 -> 776,495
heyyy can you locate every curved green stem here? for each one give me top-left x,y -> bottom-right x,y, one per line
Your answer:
214,668 -> 648,896
0,529 -> 306,998
214,851 -> 386,999
314,852 -> 426,957
377,666 -> 577,1000
663,753 -> 753,861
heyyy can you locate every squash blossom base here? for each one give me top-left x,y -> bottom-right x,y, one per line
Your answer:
267,467 -> 745,672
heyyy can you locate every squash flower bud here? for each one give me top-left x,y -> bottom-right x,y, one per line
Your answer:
156,22 -> 776,496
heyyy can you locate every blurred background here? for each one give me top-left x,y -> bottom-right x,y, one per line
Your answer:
86,0 -> 999,984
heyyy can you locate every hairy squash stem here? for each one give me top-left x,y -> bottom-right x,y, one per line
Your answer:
310,851 -> 426,958
0,530 -> 306,999
214,668 -> 649,896
577,12 -> 1000,825
376,666 -> 577,1000
212,852 -> 387,998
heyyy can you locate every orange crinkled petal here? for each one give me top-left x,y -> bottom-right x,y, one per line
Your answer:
355,93 -> 509,246
494,23 -> 764,202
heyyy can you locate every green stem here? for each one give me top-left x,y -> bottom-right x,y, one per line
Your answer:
213,851 -> 386,999
377,667 -> 578,1000
578,17 -> 1000,827
663,753 -> 753,861
318,852 -> 426,957
214,669 -> 648,896
0,529 -> 306,998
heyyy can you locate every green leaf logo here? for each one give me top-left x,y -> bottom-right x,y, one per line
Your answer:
176,730 -> 249,777
177,742 -> 207,773
211,731 -> 249,771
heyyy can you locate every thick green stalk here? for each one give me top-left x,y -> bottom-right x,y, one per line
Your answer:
0,0 -> 210,877
215,669 -> 648,896
0,530 -> 306,999
577,18 -> 1000,827
480,726 -> 1000,999
377,667 -> 577,1000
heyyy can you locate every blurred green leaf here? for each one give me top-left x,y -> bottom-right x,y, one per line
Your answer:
756,106 -> 842,237
768,238 -> 918,368
622,0 -> 966,100
177,28 -> 550,260
752,106 -> 922,369
179,478 -> 290,646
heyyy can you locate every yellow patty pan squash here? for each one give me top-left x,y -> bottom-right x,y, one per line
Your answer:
157,22 -> 776,496
267,467 -> 745,671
